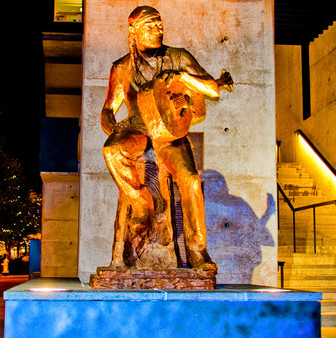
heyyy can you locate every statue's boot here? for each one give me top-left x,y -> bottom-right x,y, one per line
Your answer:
186,243 -> 217,271
110,241 -> 126,269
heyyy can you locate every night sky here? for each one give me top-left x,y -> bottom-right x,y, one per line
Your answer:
1,2 -> 53,193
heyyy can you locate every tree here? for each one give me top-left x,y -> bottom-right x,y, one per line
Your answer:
0,139 -> 41,255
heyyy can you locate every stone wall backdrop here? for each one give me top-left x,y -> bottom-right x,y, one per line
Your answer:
79,0 -> 277,286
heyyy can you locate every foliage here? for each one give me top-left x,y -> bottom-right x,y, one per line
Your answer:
0,139 -> 41,254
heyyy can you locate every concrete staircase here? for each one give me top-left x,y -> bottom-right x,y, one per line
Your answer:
277,163 -> 336,329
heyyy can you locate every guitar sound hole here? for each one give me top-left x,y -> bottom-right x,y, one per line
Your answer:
180,108 -> 186,117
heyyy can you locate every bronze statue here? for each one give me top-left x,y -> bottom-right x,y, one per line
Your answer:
91,6 -> 233,288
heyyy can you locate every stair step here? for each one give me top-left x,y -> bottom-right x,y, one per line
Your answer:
288,196 -> 328,206
278,178 -> 315,187
278,233 -> 336,242
284,279 -> 336,288
321,291 -> 336,300
279,216 -> 336,224
277,165 -> 305,171
277,163 -> 302,169
281,189 -> 323,197
277,172 -> 310,179
277,162 -> 336,314
285,254 -> 336,265
277,166 -> 306,173
321,313 -> 336,327
279,237 -> 336,245
283,273 -> 336,280
278,241 -> 336,248
279,219 -> 336,226
278,206 -> 336,214
279,247 -> 336,255
321,300 -> 336,313
279,227 -> 336,232
278,236 -> 336,243
282,266 -> 336,276
280,240 -> 336,244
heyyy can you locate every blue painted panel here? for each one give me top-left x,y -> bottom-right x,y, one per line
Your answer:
29,239 -> 41,274
39,117 -> 79,172
5,300 -> 320,338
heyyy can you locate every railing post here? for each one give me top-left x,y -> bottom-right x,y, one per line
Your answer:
293,212 -> 296,253
313,207 -> 316,254
278,261 -> 285,289
277,187 -> 280,230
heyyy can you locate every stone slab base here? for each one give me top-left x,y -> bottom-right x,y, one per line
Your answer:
89,267 -> 217,289
4,279 -> 322,338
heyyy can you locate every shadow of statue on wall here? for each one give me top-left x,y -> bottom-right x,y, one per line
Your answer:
200,170 -> 276,284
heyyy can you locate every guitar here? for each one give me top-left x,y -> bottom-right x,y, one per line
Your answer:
137,70 -> 233,143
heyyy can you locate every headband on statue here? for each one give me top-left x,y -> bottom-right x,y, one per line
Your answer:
128,6 -> 161,28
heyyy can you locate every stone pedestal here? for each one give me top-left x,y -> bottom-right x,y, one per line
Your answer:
89,267 -> 217,290
4,279 -> 322,338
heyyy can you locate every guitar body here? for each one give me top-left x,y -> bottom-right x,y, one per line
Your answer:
137,76 -> 206,143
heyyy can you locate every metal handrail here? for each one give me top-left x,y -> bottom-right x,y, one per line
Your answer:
277,182 -> 336,253
296,130 -> 336,177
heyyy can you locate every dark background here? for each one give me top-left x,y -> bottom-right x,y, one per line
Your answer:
0,1 -> 82,193
0,1 -> 46,192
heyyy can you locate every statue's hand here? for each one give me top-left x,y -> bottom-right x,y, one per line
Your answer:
157,70 -> 181,87
217,69 -> 234,92
164,70 -> 182,87
106,122 -> 118,134
101,107 -> 118,135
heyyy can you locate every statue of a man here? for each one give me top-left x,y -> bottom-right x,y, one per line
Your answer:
101,6 -> 232,271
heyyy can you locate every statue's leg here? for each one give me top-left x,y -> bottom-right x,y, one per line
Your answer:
103,129 -> 154,266
103,129 -> 154,224
110,190 -> 129,267
156,166 -> 174,245
153,137 -> 216,269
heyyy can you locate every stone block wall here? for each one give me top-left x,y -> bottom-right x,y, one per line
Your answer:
41,173 -> 79,277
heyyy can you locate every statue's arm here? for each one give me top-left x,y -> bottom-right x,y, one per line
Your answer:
177,48 -> 219,98
101,65 -> 124,135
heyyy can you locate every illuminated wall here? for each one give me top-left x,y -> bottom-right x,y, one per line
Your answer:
79,0 -> 277,285
275,45 -> 302,163
309,23 -> 336,171
275,22 -> 336,199
296,132 -> 336,199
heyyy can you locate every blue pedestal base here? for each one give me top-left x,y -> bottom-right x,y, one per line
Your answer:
4,279 -> 321,338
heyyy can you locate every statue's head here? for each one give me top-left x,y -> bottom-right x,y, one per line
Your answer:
128,6 -> 163,51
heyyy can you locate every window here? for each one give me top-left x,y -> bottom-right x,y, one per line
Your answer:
301,44 -> 311,120
54,0 -> 82,23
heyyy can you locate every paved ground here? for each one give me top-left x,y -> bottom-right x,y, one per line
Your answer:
0,275 -> 29,338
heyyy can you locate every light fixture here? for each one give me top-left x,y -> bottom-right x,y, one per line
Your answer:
28,288 -> 68,292
252,288 -> 291,293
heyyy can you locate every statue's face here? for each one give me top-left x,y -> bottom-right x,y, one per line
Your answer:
134,18 -> 163,51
